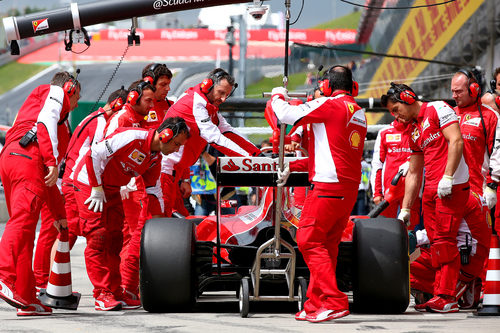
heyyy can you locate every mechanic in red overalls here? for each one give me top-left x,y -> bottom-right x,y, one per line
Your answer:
72,117 -> 188,311
410,70 -> 497,309
120,63 -> 176,301
371,118 -> 421,227
62,88 -> 129,249
161,68 -> 261,217
482,85 -> 500,236
0,71 -> 80,316
120,64 -> 175,226
385,83 -> 470,313
273,65 -> 367,323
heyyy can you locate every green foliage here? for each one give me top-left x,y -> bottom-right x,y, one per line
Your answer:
24,7 -> 45,15
0,62 -> 48,95
312,11 -> 362,30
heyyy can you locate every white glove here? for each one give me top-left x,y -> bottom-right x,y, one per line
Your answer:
483,185 -> 497,209
397,208 -> 411,227
84,186 -> 107,213
277,161 -> 290,187
120,186 -> 130,200
416,229 -> 430,246
271,87 -> 289,101
398,161 -> 410,177
120,178 -> 137,200
437,175 -> 453,198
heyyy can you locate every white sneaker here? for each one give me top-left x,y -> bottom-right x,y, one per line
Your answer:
295,310 -> 307,321
0,279 -> 29,309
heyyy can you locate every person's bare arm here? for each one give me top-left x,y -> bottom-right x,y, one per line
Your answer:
402,154 -> 424,209
441,122 -> 463,177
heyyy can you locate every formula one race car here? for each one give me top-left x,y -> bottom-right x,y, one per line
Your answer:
139,156 -> 410,315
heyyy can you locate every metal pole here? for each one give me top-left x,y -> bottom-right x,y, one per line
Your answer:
3,0 -> 269,42
488,0 -> 495,77
237,14 -> 247,98
273,0 -> 291,257
229,46 -> 234,77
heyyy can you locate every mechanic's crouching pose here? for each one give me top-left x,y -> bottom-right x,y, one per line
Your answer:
72,117 -> 188,311
0,71 -> 80,316
161,68 -> 261,217
273,65 -> 367,323
383,83 -> 470,313
63,88 -> 129,249
410,192 -> 490,309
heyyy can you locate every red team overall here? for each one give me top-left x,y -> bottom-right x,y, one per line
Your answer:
63,89 -> 129,248
161,68 -> 261,218
371,119 -> 421,226
385,83 -> 470,313
273,65 -> 367,323
72,118 -> 188,311
0,71 -> 80,316
409,70 -> 497,309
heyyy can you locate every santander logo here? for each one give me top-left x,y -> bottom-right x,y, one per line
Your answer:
222,159 -> 240,172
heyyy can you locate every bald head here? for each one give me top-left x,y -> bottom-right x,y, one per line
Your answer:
451,72 -> 476,108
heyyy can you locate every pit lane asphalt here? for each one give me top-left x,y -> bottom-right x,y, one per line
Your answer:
0,223 -> 499,333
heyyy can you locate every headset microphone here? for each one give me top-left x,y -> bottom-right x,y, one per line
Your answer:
227,82 -> 239,99
316,65 -> 323,82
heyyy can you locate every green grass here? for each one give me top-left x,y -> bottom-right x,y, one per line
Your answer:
245,72 -> 309,99
312,11 -> 362,30
245,72 -> 310,143
0,62 -> 49,95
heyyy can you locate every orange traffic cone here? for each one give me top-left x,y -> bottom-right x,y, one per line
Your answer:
475,233 -> 500,316
38,228 -> 81,310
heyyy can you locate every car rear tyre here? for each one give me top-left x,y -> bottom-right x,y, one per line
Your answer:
140,218 -> 195,312
352,217 -> 409,313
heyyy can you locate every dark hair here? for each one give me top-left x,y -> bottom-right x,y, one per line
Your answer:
51,71 -> 80,89
128,80 -> 156,93
107,86 -> 128,104
494,67 -> 500,81
322,65 -> 353,92
142,63 -> 173,85
208,68 -> 235,87
381,83 -> 417,107
157,116 -> 190,139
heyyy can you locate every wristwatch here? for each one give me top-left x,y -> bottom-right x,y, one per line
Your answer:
487,182 -> 498,190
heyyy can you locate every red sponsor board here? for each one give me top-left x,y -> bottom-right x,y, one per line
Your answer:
100,28 -> 357,44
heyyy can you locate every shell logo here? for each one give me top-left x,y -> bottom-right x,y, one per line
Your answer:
129,149 -> 145,164
350,130 -> 361,149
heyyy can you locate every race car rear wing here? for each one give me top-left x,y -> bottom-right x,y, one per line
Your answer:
217,156 -> 309,187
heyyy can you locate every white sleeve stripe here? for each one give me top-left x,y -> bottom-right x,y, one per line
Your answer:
105,130 -> 149,154
271,97 -> 328,126
93,117 -> 107,146
193,94 -> 248,156
37,85 -> 65,162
